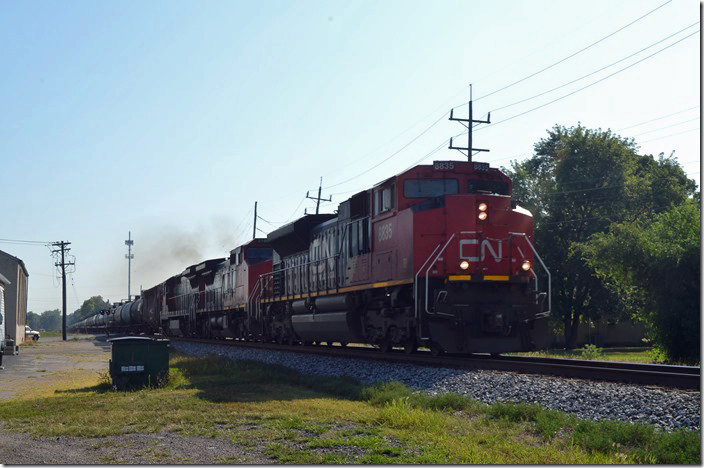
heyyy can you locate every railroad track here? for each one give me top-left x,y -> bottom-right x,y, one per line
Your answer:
170,337 -> 700,390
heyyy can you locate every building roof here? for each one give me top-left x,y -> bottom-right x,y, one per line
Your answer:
0,250 -> 29,278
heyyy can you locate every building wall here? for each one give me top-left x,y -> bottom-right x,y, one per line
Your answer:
0,251 -> 29,345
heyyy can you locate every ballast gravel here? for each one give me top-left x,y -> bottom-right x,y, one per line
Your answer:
172,341 -> 700,432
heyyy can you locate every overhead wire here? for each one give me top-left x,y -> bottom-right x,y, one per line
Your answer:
473,29 -> 699,133
616,105 -> 700,131
488,22 -> 699,114
0,238 -> 52,246
291,1 -> 687,222
629,117 -> 700,138
323,111 -> 450,190
468,0 -> 673,103
639,127 -> 700,144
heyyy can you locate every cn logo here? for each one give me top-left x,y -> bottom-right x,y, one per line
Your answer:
459,239 -> 502,263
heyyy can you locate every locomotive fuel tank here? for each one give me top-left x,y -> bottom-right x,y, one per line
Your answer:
290,294 -> 363,342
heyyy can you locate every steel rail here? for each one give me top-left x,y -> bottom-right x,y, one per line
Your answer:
168,337 -> 700,390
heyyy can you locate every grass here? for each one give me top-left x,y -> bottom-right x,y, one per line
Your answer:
511,346 -> 678,364
0,352 -> 699,464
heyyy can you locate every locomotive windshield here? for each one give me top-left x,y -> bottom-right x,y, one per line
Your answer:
404,179 -> 459,198
245,247 -> 273,264
467,179 -> 509,195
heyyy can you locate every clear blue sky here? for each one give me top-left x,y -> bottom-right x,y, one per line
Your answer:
0,0 -> 699,315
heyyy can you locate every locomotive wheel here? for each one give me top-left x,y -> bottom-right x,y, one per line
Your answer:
429,342 -> 444,357
403,340 -> 416,354
378,340 -> 392,353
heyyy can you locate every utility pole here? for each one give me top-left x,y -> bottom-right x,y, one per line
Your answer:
449,84 -> 491,161
125,232 -> 134,301
306,177 -> 332,215
51,241 -> 74,341
253,201 -> 257,240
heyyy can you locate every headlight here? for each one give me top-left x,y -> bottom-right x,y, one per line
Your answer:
460,261 -> 469,270
478,202 -> 487,211
478,211 -> 488,221
521,260 -> 531,271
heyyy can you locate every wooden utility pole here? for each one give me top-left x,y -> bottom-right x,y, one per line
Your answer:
51,241 -> 74,341
253,201 -> 257,240
449,84 -> 491,161
306,177 -> 332,215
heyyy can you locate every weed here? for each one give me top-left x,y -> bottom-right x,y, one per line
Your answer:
376,398 -> 446,431
360,381 -> 412,406
579,344 -> 604,360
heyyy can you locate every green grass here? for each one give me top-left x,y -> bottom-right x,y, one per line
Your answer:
0,352 -> 698,464
511,346 -> 676,364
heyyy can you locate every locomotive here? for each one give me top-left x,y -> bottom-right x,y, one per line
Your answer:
73,160 -> 551,355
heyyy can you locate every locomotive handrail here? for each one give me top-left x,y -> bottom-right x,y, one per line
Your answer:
413,243 -> 441,323
259,253 -> 341,298
509,232 -> 551,315
424,233 -> 457,316
414,242 -> 442,341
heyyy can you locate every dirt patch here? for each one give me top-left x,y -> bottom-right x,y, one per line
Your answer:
0,430 -> 275,464
0,336 -> 110,400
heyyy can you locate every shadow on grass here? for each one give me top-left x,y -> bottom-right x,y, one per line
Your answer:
56,351 -> 364,404
169,352 -> 364,403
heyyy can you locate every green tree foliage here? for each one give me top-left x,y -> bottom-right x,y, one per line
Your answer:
506,124 -> 695,349
39,309 -> 61,331
72,296 -> 111,323
26,311 -> 41,330
583,202 -> 700,363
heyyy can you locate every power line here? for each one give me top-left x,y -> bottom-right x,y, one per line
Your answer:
489,22 -> 699,114
469,0 -> 673,103
639,127 -> 700,144
629,117 -> 700,138
617,105 -> 700,131
474,29 -> 699,133
0,237 -> 52,246
323,111 -> 449,190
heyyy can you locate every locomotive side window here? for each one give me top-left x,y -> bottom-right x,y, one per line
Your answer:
348,218 -> 370,257
245,247 -> 273,264
467,179 -> 509,195
403,179 -> 458,198
374,184 -> 395,215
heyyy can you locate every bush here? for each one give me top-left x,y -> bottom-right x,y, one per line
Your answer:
579,344 -> 604,360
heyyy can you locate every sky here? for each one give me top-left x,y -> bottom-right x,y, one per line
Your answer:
0,0 -> 700,316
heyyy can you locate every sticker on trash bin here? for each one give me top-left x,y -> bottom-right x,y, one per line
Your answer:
120,365 -> 144,372
137,365 -> 144,371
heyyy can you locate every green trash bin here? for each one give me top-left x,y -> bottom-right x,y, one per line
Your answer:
108,336 -> 170,390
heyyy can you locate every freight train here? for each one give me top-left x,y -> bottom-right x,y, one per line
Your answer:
72,160 -> 551,355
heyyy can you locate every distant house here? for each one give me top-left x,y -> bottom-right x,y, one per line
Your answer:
0,272 -> 9,358
0,250 -> 28,346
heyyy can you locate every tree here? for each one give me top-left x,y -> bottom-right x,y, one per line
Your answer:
506,124 -> 695,348
26,311 -> 41,330
583,202 -> 700,363
39,309 -> 62,331
71,296 -> 111,324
